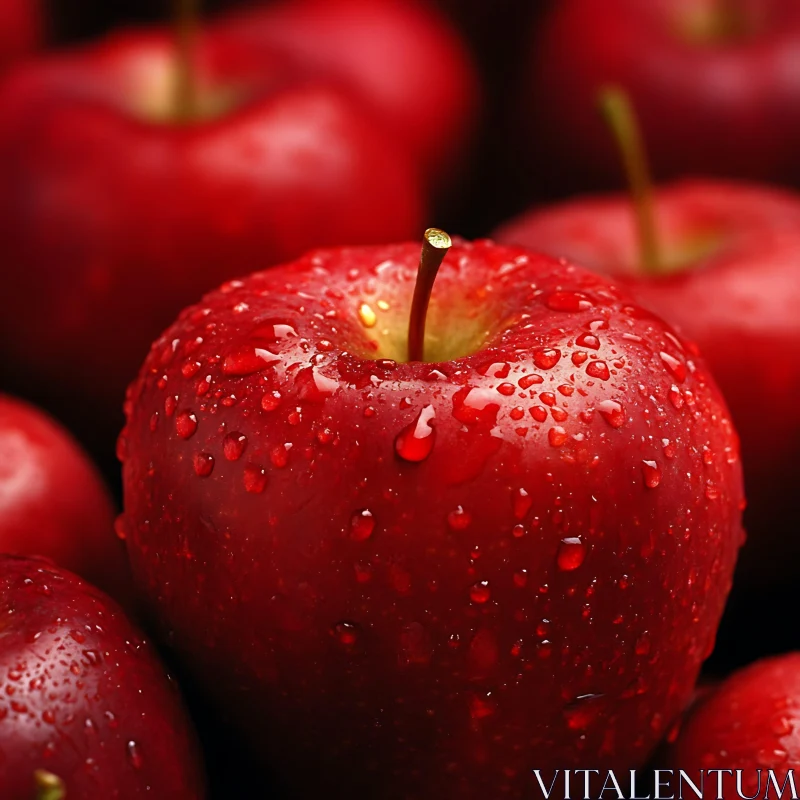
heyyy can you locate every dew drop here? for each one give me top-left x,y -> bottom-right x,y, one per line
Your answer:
222,346 -> 280,376
660,351 -> 687,382
395,405 -> 436,462
193,452 -> 215,478
331,621 -> 359,646
513,488 -> 532,520
576,333 -> 600,350
546,290 -> 591,312
470,580 -> 491,604
533,348 -> 561,370
175,410 -> 198,439
447,506 -> 471,531
548,426 -> 568,447
452,387 -> 500,425
586,361 -> 610,380
223,432 -> 247,461
557,537 -> 586,571
597,399 -> 626,429
243,464 -> 268,494
350,509 -> 375,541
261,391 -> 282,412
642,460 -> 661,489
127,741 -> 143,770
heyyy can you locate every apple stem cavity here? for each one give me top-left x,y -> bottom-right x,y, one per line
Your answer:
598,85 -> 663,275
407,228 -> 452,362
34,770 -> 66,800
174,0 -> 200,122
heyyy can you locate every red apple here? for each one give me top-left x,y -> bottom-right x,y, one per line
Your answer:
0,555 -> 205,798
120,237 -> 743,798
524,0 -> 800,194
0,394 -> 131,604
495,179 -> 800,581
214,0 -> 480,186
671,653 -> 800,797
0,0 -> 39,75
0,25 -> 425,446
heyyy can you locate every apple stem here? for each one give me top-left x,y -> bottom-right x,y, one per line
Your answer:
34,771 -> 65,800
598,85 -> 662,274
407,228 -> 453,362
174,0 -> 200,122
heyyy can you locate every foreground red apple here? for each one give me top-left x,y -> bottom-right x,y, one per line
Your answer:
0,26 -> 424,447
524,0 -> 800,194
215,0 -> 479,186
0,555 -> 205,798
0,394 -> 130,602
495,179 -> 800,581
0,0 -> 39,75
672,653 -> 800,797
120,235 -> 743,798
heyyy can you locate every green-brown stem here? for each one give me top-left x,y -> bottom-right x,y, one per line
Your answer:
174,0 -> 200,122
34,770 -> 65,800
598,85 -> 662,274
407,228 -> 452,362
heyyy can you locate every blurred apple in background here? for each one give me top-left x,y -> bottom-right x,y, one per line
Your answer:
0,394 -> 132,606
522,0 -> 800,198
215,0 -> 481,192
0,22 -> 425,462
496,88 -> 800,590
671,653 -> 800,796
0,555 -> 205,798
0,0 -> 40,73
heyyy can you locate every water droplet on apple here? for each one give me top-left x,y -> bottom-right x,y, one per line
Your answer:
513,488 -> 532,520
350,509 -> 375,541
395,405 -> 436,462
126,741 -> 143,769
243,464 -> 268,494
331,621 -> 360,646
659,351 -> 686,382
597,399 -> 626,429
175,410 -> 198,439
447,506 -> 471,530
576,332 -> 600,350
193,452 -> 215,478
533,348 -> 561,370
452,386 -> 500,425
470,580 -> 491,604
586,361 -> 610,380
546,291 -> 591,312
642,460 -> 661,488
557,537 -> 586,571
222,346 -> 280,376
223,432 -> 247,461
549,426 -> 568,447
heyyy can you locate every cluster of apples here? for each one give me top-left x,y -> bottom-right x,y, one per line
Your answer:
0,0 -> 799,798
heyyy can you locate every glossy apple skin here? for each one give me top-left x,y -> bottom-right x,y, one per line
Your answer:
214,0 -> 480,185
120,240 -> 743,798
0,28 -> 425,443
0,0 -> 39,75
495,180 -> 800,581
525,0 -> 800,194
0,555 -> 205,799
671,654 -> 800,796
0,394 -> 131,604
